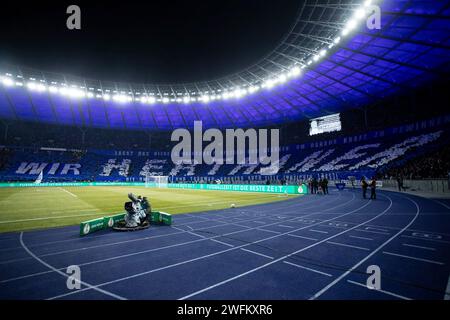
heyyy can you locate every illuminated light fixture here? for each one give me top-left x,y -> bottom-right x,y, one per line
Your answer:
2,77 -> 14,86
222,91 -> 231,99
49,86 -> 59,93
277,74 -> 287,84
307,60 -> 313,65
319,49 -> 327,57
342,28 -> 350,36
346,19 -> 358,31
313,54 -> 320,62
248,85 -> 259,93
176,98 -> 182,102
87,92 -> 94,98
183,96 -> 191,103
201,95 -> 210,102
148,96 -> 156,104
355,8 -> 366,19
162,97 -> 169,104
289,66 -> 301,77
334,37 -> 341,44
263,79 -> 276,89
113,94 -> 128,103
364,0 -> 372,7
27,82 -> 46,92
15,82 -> 23,86
103,94 -> 111,101
140,96 -> 147,103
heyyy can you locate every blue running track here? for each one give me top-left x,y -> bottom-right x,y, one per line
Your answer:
0,189 -> 449,300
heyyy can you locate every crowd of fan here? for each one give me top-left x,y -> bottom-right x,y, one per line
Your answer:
382,145 -> 450,179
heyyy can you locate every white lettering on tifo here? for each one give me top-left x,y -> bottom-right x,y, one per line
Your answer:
171,121 -> 279,173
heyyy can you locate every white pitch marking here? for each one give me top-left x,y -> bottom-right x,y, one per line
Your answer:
366,226 -> 388,233
58,187 -> 77,198
240,248 -> 274,260
0,213 -> 104,224
382,251 -> 444,265
283,261 -> 332,277
326,241 -> 370,251
349,235 -> 374,241
347,280 -> 412,300
286,234 -> 318,241
309,229 -> 328,234
402,243 -> 436,251
19,232 -> 126,300
254,221 -> 266,224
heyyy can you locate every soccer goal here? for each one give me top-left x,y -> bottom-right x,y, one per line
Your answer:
145,175 -> 169,188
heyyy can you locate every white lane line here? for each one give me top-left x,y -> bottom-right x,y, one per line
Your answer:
347,280 -> 412,300
402,243 -> 436,251
366,226 -> 388,233
257,228 -> 281,234
58,187 -> 77,198
349,235 -> 374,241
283,261 -> 332,277
286,234 -> 318,241
355,229 -> 390,235
240,248 -> 274,260
254,221 -> 266,224
210,239 -> 235,248
401,235 -> 450,245
310,193 -> 411,300
278,225 -> 295,229
326,241 -> 370,251
445,273 -> 450,300
309,229 -> 328,234
382,251 -> 444,266
19,232 -> 126,300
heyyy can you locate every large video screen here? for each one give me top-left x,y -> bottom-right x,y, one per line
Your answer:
309,113 -> 342,136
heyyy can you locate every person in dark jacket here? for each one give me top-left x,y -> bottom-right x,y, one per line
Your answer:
361,177 -> 368,199
323,177 -> 329,194
370,177 -> 377,200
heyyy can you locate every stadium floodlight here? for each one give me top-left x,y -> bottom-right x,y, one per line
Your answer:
248,85 -> 259,93
148,96 -> 156,104
183,96 -> 191,104
87,92 -> 94,98
162,97 -> 169,104
334,37 -> 341,44
319,49 -> 327,57
113,94 -> 128,103
15,82 -> 23,86
364,0 -> 372,7
313,54 -> 320,62
201,95 -> 210,102
289,66 -> 301,77
2,77 -> 14,87
140,96 -> 147,103
103,94 -> 111,101
355,8 -> 366,19
277,74 -> 287,84
263,79 -> 276,89
48,86 -> 58,93
27,82 -> 46,92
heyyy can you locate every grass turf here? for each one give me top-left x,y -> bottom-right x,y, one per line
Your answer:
0,186 -> 298,233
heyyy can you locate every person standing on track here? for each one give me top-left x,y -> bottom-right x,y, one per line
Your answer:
361,177 -> 368,199
370,177 -> 377,200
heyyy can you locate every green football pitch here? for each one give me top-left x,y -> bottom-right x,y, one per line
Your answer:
0,186 -> 298,233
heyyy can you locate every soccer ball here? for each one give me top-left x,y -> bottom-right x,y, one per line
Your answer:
230,203 -> 236,208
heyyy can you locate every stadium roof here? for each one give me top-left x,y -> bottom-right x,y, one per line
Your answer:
1,0 -> 450,130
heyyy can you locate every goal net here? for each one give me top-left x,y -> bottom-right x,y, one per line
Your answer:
145,175 -> 169,188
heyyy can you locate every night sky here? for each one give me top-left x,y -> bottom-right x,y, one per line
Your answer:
0,0 -> 301,83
